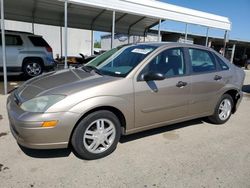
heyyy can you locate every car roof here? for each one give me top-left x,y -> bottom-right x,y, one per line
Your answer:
0,30 -> 43,37
128,42 -> 212,51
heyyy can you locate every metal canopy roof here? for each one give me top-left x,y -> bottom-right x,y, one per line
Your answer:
4,0 -> 231,36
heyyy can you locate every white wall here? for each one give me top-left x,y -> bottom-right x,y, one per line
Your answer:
101,34 -> 160,50
4,20 -> 92,57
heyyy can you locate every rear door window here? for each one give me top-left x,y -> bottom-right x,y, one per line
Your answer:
188,48 -> 217,73
28,36 -> 49,47
0,34 -> 23,46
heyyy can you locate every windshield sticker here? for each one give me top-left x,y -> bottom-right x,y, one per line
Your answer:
115,72 -> 121,74
131,48 -> 153,55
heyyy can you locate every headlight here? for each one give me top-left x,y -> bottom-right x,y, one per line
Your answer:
20,95 -> 65,112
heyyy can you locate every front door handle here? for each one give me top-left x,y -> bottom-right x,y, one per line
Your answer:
214,75 -> 222,81
176,81 -> 187,88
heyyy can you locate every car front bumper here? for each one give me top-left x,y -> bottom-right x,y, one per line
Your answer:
7,94 -> 80,149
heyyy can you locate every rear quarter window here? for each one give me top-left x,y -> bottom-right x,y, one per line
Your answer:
28,36 -> 49,47
214,53 -> 229,70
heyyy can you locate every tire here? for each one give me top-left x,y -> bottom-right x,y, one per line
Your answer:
23,59 -> 43,77
208,94 -> 234,124
71,110 -> 121,160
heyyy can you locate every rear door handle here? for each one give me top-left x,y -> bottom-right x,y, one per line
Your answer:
176,81 -> 187,88
214,75 -> 222,81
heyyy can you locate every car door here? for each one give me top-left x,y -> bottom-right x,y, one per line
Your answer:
134,47 -> 191,128
0,34 -> 23,69
187,47 -> 227,116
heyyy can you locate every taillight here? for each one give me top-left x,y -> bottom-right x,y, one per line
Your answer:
46,46 -> 53,53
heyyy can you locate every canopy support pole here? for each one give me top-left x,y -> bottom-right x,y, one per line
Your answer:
158,19 -> 161,42
91,30 -> 94,55
111,11 -> 115,49
230,44 -> 236,63
144,28 -> 147,43
32,23 -> 35,34
1,0 -> 7,95
64,0 -> 68,69
223,30 -> 228,57
60,26 -> 63,57
184,23 -> 188,43
205,27 -> 209,46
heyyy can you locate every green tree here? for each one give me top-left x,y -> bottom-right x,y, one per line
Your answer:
94,41 -> 101,48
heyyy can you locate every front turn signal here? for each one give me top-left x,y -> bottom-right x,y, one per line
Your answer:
42,120 -> 58,127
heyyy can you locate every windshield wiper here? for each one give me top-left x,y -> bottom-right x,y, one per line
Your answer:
82,65 -> 103,76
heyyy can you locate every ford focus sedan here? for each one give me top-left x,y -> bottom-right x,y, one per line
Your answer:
7,43 -> 245,160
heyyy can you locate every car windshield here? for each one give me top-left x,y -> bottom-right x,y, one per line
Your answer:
91,44 -> 157,77
86,47 -> 122,67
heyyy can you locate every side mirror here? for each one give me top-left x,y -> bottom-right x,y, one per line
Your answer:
142,72 -> 165,81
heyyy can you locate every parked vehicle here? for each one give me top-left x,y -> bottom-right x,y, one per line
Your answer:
7,43 -> 245,160
0,30 -> 55,77
233,55 -> 250,70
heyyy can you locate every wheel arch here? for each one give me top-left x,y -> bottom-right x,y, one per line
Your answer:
22,56 -> 44,69
69,106 -> 127,146
223,89 -> 241,114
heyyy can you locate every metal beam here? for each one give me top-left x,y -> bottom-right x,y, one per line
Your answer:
60,26 -> 63,57
31,0 -> 37,34
223,30 -> 228,57
1,0 -> 7,95
205,27 -> 209,46
91,9 -> 106,30
111,11 -> 115,49
184,23 -> 188,43
158,19 -> 161,42
146,20 -> 163,32
64,0 -> 68,69
115,13 -> 127,23
32,23 -> 35,34
230,44 -> 236,63
143,28 -> 148,42
128,16 -> 146,36
91,30 -> 94,55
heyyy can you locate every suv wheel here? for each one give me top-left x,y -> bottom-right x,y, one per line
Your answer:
23,60 -> 43,77
208,94 -> 233,124
71,110 -> 121,160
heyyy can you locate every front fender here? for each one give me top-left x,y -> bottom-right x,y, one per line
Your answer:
68,96 -> 134,131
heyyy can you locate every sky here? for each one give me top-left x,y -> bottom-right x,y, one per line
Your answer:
95,0 -> 250,42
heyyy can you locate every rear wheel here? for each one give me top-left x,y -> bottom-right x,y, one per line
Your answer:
23,59 -> 43,77
208,94 -> 233,124
71,110 -> 121,160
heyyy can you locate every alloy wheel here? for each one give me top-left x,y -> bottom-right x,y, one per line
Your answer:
26,62 -> 42,76
83,119 -> 116,154
218,98 -> 232,121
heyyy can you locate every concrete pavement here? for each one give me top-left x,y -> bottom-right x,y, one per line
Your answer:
0,71 -> 249,188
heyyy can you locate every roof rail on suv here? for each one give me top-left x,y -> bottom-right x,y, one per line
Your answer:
0,30 -> 33,35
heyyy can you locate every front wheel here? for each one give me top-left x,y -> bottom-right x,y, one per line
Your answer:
208,94 -> 234,124
71,110 -> 121,160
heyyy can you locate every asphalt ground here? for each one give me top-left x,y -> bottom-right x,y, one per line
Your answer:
0,70 -> 249,188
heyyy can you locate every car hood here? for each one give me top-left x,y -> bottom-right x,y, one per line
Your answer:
16,68 -> 118,102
